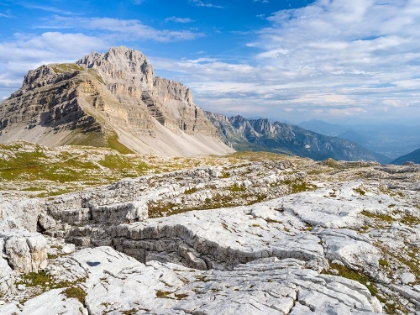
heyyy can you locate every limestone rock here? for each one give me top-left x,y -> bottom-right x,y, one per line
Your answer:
0,47 -> 233,157
0,256 -> 15,295
2,156 -> 420,313
77,47 -> 217,137
0,232 -> 47,273
401,272 -> 416,284
0,289 -> 87,315
41,247 -> 382,315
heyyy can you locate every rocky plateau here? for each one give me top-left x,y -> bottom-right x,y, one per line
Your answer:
1,148 -> 420,314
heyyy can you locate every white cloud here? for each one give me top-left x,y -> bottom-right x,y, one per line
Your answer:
40,16 -> 204,42
0,32 -> 107,99
20,4 -> 73,15
189,0 -> 223,9
165,16 -> 194,23
152,0 -> 420,122
0,12 -> 12,18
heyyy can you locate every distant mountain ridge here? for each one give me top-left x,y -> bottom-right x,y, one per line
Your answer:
391,148 -> 420,165
299,119 -> 420,159
207,113 -> 390,163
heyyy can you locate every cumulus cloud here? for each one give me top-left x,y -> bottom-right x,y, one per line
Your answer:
153,0 -> 420,122
0,32 -> 107,99
40,16 -> 204,42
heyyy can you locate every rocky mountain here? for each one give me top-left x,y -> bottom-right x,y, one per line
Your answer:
1,151 -> 420,314
207,113 -> 390,163
299,119 -> 420,159
391,148 -> 420,165
0,47 -> 233,157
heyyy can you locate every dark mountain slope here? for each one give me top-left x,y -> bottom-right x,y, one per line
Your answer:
207,113 -> 390,163
391,148 -> 420,165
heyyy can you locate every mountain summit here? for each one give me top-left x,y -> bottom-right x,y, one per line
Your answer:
0,47 -> 233,156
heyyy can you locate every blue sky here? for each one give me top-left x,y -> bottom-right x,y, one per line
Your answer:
1,0 -> 420,124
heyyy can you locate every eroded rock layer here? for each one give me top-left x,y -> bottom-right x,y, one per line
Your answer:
0,47 -> 232,156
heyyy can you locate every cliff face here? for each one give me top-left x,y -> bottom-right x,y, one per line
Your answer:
206,112 -> 390,163
0,47 -> 232,156
76,47 -> 217,136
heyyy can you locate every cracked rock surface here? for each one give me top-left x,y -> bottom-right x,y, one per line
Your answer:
1,157 -> 420,314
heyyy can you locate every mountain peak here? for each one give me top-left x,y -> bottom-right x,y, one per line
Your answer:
0,47 -> 233,157
77,46 -> 154,90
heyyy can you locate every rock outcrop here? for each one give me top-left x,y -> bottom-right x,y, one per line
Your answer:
2,154 -> 420,313
0,153 -> 420,315
0,47 -> 233,157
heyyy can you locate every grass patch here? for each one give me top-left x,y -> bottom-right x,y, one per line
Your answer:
47,253 -> 59,260
401,214 -> 420,226
219,171 -> 230,178
184,187 -> 199,194
51,63 -> 84,74
175,293 -> 188,300
156,290 -> 172,298
62,286 -> 86,306
17,271 -> 52,287
16,270 -> 86,296
227,183 -> 246,192
227,151 -> 288,161
379,258 -> 389,267
107,134 -> 134,154
353,187 -> 366,196
283,179 -> 314,194
361,210 -> 395,223
87,68 -> 106,85
322,263 -> 377,296
322,158 -> 344,169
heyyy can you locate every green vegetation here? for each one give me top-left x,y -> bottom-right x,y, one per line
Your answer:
107,134 -> 134,154
16,271 -> 52,288
219,171 -> 230,178
68,131 -> 106,147
175,293 -> 188,300
87,69 -> 106,85
184,187 -> 199,194
322,263 -> 377,296
361,210 -> 395,223
283,179 -> 314,194
16,270 -> 86,296
322,158 -> 344,169
155,290 -> 172,298
228,151 -> 288,161
379,258 -> 389,267
401,214 -> 420,226
227,183 -> 246,192
0,142 -> 154,196
62,286 -> 87,306
51,63 -> 84,74
353,187 -> 366,196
